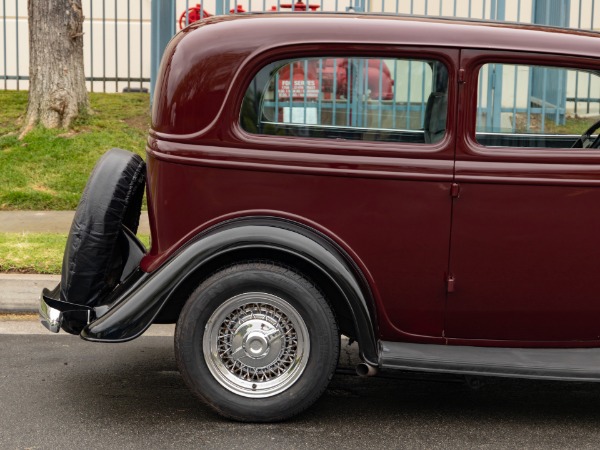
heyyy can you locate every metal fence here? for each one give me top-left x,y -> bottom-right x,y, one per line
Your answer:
2,0 -> 152,92
1,0 -> 599,132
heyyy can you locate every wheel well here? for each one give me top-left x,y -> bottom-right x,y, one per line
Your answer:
154,247 -> 359,340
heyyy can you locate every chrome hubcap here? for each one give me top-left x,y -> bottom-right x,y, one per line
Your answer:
203,292 -> 309,398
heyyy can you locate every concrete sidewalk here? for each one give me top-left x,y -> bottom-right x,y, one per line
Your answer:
0,210 -> 150,234
0,210 -> 149,313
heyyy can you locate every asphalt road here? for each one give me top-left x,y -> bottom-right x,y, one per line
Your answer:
3,330 -> 600,449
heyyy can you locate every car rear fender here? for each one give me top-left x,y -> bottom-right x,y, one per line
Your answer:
80,217 -> 379,365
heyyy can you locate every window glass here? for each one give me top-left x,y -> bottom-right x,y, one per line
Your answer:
241,57 -> 449,144
476,63 -> 600,149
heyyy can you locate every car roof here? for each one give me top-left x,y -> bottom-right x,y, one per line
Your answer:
181,12 -> 600,59
152,13 -> 599,138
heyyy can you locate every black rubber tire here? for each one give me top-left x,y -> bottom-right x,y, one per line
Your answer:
60,148 -> 145,307
175,261 -> 339,422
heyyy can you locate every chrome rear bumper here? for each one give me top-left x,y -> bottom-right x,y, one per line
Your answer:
38,284 -> 92,335
39,293 -> 63,333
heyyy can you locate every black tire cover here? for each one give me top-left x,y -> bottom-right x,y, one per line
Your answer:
61,148 -> 146,306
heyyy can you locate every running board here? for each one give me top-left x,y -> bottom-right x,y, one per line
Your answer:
379,341 -> 600,382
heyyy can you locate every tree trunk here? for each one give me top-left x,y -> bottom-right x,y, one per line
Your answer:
21,0 -> 89,137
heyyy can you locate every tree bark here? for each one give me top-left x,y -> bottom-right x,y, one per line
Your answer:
21,0 -> 89,137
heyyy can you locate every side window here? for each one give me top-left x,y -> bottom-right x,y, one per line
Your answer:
476,63 -> 600,149
241,56 -> 449,144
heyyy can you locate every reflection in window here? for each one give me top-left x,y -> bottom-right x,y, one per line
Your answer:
476,63 -> 600,149
241,57 -> 449,144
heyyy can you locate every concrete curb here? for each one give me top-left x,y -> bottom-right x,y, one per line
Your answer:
0,210 -> 149,313
0,274 -> 60,313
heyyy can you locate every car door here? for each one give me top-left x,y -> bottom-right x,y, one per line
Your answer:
446,50 -> 600,343
234,47 -> 459,341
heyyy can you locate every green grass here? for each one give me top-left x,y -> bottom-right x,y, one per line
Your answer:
0,91 -> 149,210
545,116 -> 600,135
0,232 -> 150,274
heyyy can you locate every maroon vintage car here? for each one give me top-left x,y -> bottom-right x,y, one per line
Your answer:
40,13 -> 600,421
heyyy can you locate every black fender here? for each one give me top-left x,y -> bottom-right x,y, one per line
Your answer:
81,217 -> 379,365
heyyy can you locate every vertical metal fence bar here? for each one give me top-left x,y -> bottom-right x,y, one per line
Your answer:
587,0 -> 595,113
511,65 -> 518,133
485,64 -> 495,130
90,0 -> 94,92
377,60 -> 383,128
332,58 -> 338,126
526,67 -> 533,131
303,59 -> 308,124
491,0 -> 504,131
420,62 -> 426,128
140,0 -> 143,90
363,59 -> 369,128
406,60 -> 412,129
555,67 -> 563,125
15,0 -> 18,90
151,0 -> 176,96
3,0 -> 7,90
540,67 -> 548,133
185,0 -> 189,25
526,0 -> 536,130
127,0 -> 131,89
115,0 -> 118,92
391,59 -> 397,129
317,58 -> 322,124
574,0 -> 582,115
102,0 -> 106,92
274,71 -> 279,123
477,66 -> 484,129
289,63 -> 293,122
346,59 -> 352,127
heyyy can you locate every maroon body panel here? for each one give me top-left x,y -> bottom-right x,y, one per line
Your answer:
145,14 -> 600,347
448,49 -> 600,343
144,145 -> 453,342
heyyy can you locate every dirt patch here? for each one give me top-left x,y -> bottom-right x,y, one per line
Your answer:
31,184 -> 57,195
57,130 -> 81,138
123,114 -> 150,133
0,268 -> 53,274
0,313 -> 38,321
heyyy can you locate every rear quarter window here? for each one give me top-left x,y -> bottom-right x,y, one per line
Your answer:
241,56 -> 449,145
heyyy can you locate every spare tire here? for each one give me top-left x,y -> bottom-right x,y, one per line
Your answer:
61,148 -> 146,307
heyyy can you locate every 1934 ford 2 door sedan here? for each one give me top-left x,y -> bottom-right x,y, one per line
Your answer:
40,13 -> 600,421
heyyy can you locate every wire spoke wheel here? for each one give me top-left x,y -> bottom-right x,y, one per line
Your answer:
203,292 -> 310,398
175,262 -> 339,421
